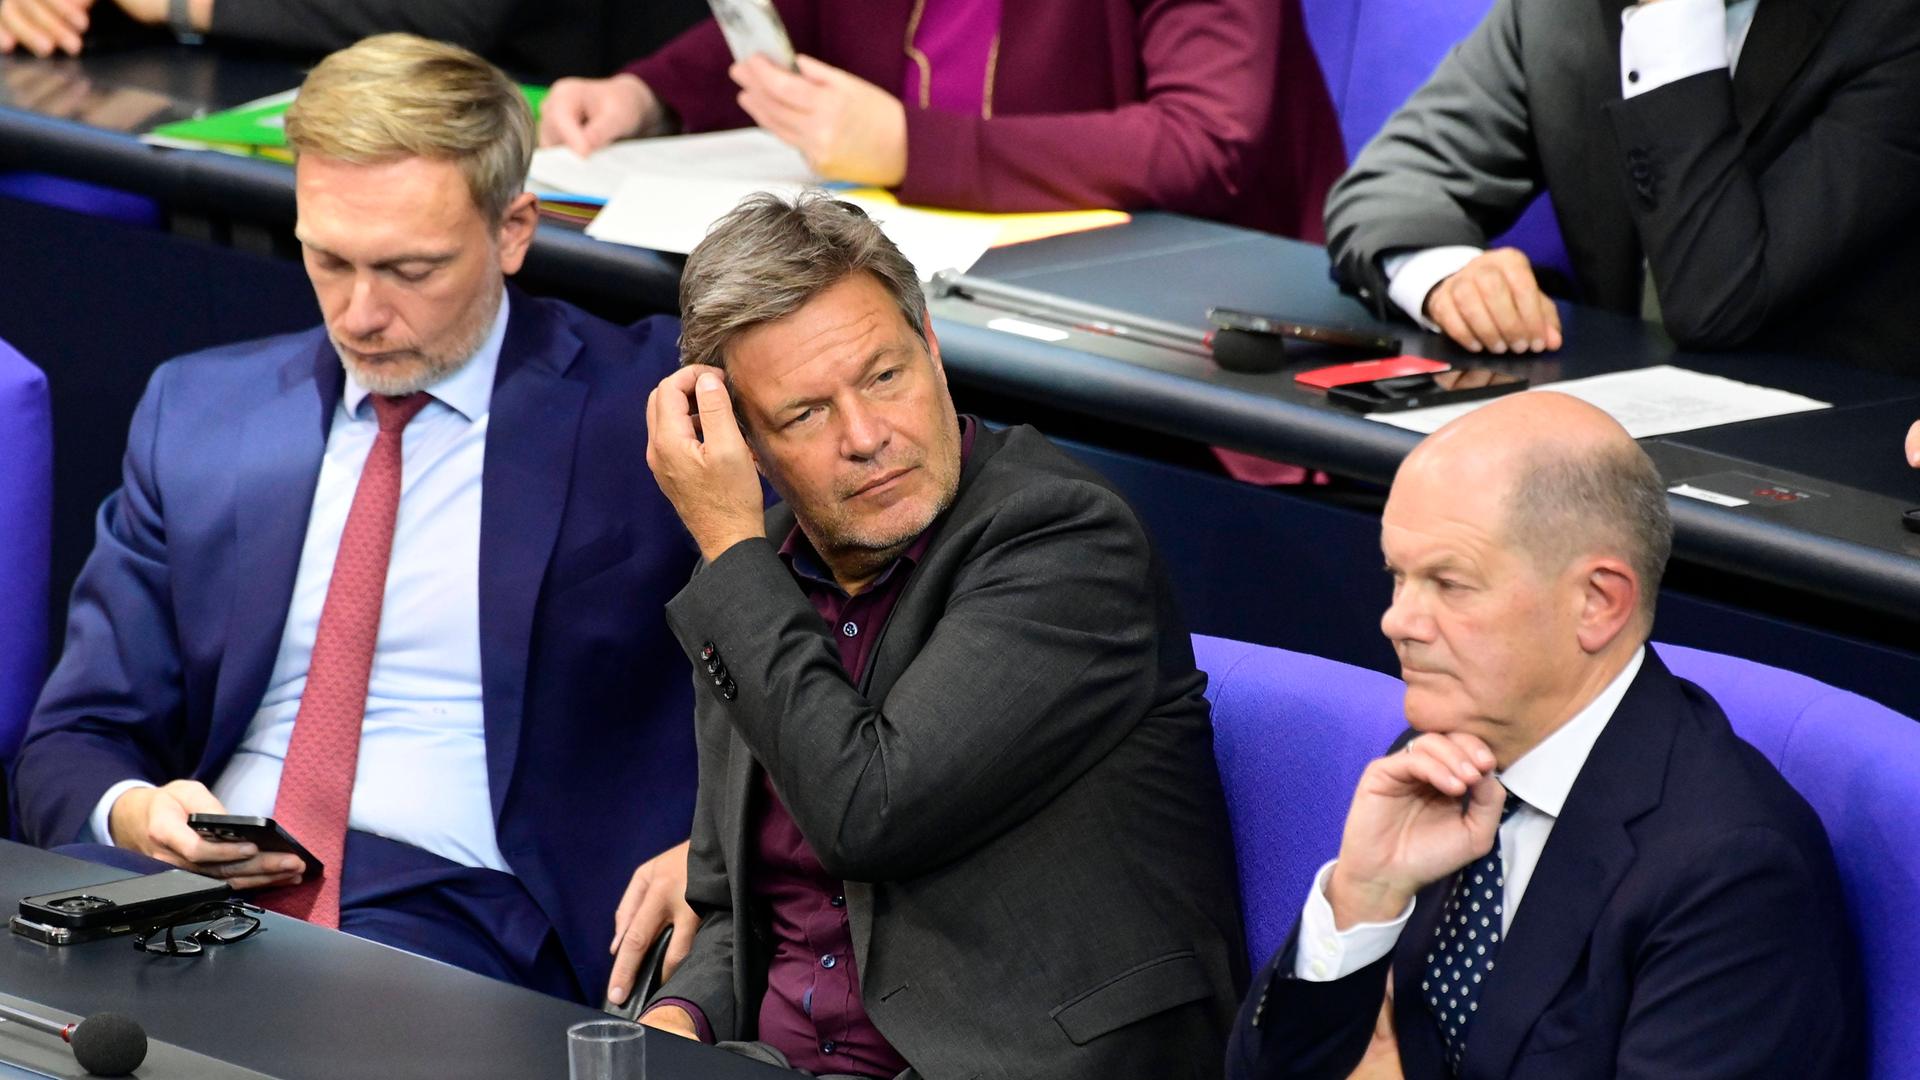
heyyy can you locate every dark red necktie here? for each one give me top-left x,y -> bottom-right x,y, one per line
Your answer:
262,392 -> 431,928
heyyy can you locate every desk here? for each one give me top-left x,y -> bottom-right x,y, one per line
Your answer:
2,45 -> 1917,716
0,841 -> 787,1079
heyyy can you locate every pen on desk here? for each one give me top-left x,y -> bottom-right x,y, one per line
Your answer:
928,270 -> 1290,372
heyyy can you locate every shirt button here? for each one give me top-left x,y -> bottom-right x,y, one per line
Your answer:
1317,935 -> 1335,950
1627,69 -> 1640,83
820,1041 -> 837,1054
1310,960 -> 1329,978
829,894 -> 846,908
842,621 -> 858,637
820,954 -> 837,969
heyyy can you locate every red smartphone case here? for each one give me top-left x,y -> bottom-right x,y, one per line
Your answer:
1293,356 -> 1450,389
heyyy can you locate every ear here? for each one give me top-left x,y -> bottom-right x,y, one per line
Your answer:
1573,555 -> 1640,655
495,191 -> 540,275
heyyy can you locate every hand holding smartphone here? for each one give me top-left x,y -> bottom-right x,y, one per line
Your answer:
187,814 -> 323,880
708,0 -> 798,70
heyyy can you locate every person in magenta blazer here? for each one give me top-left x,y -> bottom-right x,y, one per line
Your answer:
540,0 -> 1347,240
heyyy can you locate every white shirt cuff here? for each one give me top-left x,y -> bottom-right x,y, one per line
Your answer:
1620,0 -> 1730,99
1383,246 -> 1482,331
1292,860 -> 1415,982
88,779 -> 156,845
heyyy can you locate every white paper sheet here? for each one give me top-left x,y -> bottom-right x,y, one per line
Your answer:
584,176 -> 999,281
528,128 -> 816,200
1364,365 -> 1830,439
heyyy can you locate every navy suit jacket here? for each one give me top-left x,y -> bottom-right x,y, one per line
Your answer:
11,287 -> 699,1001
1228,650 -> 1863,1079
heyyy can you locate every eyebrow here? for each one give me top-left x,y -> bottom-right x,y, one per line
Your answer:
297,237 -> 458,271
771,345 -> 906,417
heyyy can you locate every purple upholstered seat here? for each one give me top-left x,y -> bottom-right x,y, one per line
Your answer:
1295,0 -> 1571,282
1193,634 -> 1405,968
1197,633 -> 1920,1078
0,339 -> 52,764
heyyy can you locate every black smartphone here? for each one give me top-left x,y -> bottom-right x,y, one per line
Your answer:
187,814 -> 324,879
1206,307 -> 1400,354
1327,369 -> 1530,413
19,869 -> 231,932
1903,508 -> 1920,534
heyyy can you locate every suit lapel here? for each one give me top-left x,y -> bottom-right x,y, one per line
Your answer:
1731,0 -> 1843,134
209,335 -> 341,767
1461,654 -> 1680,1079
1392,877 -> 1456,1076
477,288 -> 588,819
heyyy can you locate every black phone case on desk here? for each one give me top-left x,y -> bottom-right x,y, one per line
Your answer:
19,869 -> 232,931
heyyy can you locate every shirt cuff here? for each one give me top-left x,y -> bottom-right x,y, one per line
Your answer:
1619,0 -> 1729,99
89,779 -> 156,846
644,999 -> 713,1044
1292,860 -> 1415,982
1383,246 -> 1482,331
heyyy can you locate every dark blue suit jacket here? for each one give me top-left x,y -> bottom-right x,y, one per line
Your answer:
1228,650 -> 1863,1079
11,287 -> 698,1001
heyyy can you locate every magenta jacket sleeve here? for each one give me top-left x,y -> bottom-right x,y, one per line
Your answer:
623,0 -> 821,134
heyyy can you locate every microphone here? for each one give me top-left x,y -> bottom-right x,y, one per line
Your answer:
0,1002 -> 148,1076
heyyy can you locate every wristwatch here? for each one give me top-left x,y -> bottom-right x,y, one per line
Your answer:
168,0 -> 204,43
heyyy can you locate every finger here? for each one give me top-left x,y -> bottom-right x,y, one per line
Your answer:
580,102 -> 636,154
1425,286 -> 1479,354
692,370 -> 747,452
1438,731 -> 1498,772
610,867 -> 647,953
607,886 -> 672,1005
20,0 -> 78,54
736,86 -> 809,140
663,906 -> 699,980
1467,272 -> 1529,354
203,853 -> 306,888
1906,420 -> 1920,468
792,54 -> 840,86
1491,259 -> 1549,351
37,0 -> 84,31
736,57 -> 817,114
1373,744 -> 1468,797
1447,278 -> 1504,354
156,819 -> 257,866
2,5 -> 56,56
650,368 -> 704,450
1538,291 -> 1564,351
166,781 -> 228,814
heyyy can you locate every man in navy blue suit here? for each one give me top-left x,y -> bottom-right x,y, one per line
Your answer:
10,34 -> 699,1005
1229,392 -> 1862,1079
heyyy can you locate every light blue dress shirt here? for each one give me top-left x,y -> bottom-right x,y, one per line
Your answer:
92,295 -> 513,874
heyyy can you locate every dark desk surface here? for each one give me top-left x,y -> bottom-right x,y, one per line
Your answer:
0,842 -> 787,1080
4,45 -> 1919,620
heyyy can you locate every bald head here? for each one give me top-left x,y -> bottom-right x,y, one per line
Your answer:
1397,392 -> 1672,627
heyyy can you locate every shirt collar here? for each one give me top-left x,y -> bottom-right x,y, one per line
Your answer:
343,290 -> 508,423
1497,645 -> 1646,819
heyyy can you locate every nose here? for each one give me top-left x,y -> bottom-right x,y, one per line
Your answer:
1379,581 -> 1432,646
839,398 -> 893,461
335,274 -> 392,342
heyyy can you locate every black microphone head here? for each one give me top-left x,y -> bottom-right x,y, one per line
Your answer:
1209,328 -> 1291,374
69,1013 -> 147,1077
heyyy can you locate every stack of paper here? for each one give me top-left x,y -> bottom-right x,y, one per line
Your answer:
1364,365 -> 1831,438
530,127 -> 1129,278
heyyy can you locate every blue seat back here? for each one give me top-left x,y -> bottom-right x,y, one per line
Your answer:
0,339 -> 52,764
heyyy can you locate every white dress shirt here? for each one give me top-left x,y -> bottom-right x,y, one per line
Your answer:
91,296 -> 513,874
1293,647 -> 1646,982
1383,0 -> 1761,328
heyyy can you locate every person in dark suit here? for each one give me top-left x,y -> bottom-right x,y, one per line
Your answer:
9,34 -> 699,1005
0,0 -> 707,81
1228,391 -> 1862,1079
536,0 -> 1346,240
630,191 -> 1246,1079
1324,0 -> 1920,371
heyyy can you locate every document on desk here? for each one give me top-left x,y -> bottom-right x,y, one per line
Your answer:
528,127 -> 817,200
1365,365 -> 1830,439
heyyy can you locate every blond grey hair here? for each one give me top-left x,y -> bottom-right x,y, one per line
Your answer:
284,33 -> 532,223
678,191 -> 928,370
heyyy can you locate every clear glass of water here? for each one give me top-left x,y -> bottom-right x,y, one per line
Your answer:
568,1019 -> 645,1080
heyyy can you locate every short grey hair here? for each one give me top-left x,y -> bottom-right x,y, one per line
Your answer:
1505,439 -> 1673,626
678,191 -> 928,370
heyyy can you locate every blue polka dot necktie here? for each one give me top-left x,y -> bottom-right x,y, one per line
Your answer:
1424,793 -> 1522,1074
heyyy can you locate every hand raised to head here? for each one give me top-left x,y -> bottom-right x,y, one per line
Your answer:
645,365 -> 767,563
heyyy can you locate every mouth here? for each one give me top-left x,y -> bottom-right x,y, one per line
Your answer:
339,343 -> 417,365
848,467 -> 914,499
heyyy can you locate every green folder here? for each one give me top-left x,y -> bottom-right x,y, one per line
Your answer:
150,85 -> 550,151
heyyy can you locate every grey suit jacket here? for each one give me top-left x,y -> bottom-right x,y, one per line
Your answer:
1325,0 -> 1920,372
651,423 -> 1247,1080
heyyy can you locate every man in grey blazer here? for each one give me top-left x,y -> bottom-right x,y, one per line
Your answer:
1325,0 -> 1920,372
632,191 -> 1246,1080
